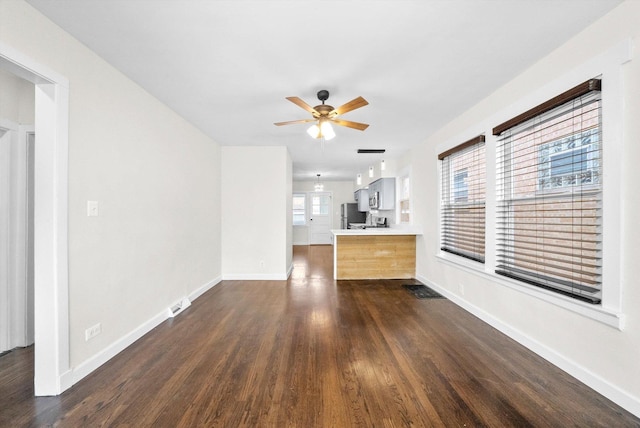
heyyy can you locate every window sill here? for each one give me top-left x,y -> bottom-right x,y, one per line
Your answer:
435,252 -> 624,330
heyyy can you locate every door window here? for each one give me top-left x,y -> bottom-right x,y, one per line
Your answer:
311,194 -> 330,216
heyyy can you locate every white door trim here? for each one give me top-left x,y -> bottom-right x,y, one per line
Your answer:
0,42 -> 71,395
0,122 -> 15,354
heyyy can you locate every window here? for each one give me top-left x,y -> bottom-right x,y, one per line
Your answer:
311,194 -> 330,216
493,79 -> 602,304
453,170 -> 469,202
538,128 -> 599,191
292,193 -> 306,226
439,135 -> 486,263
399,175 -> 411,223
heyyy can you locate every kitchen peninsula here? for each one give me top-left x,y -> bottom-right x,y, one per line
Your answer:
331,229 -> 420,280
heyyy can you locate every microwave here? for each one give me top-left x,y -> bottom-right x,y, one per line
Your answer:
369,191 -> 379,209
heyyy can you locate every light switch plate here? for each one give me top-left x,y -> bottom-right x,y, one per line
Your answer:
87,200 -> 99,217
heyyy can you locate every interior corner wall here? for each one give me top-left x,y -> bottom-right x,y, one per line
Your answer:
0,67 -> 34,124
285,151 -> 293,271
409,0 -> 640,416
221,146 -> 291,279
1,0 -> 222,369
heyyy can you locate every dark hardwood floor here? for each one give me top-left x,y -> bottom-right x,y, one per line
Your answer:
1,245 -> 638,427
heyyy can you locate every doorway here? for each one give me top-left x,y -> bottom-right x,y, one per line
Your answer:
308,192 -> 333,245
0,44 -> 70,395
0,121 -> 35,355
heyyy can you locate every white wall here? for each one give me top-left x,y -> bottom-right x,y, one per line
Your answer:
0,68 -> 34,124
221,146 -> 292,279
1,0 -> 222,369
285,151 -> 293,271
406,0 -> 640,416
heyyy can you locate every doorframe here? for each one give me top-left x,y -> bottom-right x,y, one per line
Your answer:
0,42 -> 71,395
0,121 -> 16,354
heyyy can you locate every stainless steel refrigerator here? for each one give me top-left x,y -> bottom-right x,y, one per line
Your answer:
340,203 -> 366,229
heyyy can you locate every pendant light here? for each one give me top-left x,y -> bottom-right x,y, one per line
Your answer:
356,173 -> 362,185
314,173 -> 324,192
369,166 -> 374,178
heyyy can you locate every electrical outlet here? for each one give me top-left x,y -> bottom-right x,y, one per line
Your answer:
259,260 -> 265,268
85,323 -> 101,341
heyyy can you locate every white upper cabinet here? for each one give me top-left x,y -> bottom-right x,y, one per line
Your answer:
368,177 -> 395,210
354,188 -> 369,212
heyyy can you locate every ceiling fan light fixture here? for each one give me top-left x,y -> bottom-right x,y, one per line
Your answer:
276,91 -> 369,141
307,120 -> 335,141
320,121 -> 335,140
307,123 -> 320,139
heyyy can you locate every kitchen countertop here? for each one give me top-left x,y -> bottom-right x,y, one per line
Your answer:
331,228 -> 421,236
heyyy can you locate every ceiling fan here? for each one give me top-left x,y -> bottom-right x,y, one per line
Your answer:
274,90 -> 369,140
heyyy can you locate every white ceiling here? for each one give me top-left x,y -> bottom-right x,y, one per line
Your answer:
26,0 -> 621,181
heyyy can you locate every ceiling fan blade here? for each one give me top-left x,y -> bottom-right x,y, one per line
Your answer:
274,119 -> 317,126
331,119 -> 369,131
331,96 -> 369,117
286,97 -> 319,115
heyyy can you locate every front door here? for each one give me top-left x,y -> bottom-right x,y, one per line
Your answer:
308,192 -> 332,245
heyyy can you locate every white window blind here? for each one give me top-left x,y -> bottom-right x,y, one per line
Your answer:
493,79 -> 602,304
439,135 -> 486,263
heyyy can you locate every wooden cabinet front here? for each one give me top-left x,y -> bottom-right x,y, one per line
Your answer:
336,234 -> 416,279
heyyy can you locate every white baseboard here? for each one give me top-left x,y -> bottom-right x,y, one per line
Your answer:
71,306 -> 168,385
415,274 -> 640,418
287,262 -> 293,278
222,272 -> 289,280
70,276 -> 221,387
59,369 -> 74,392
188,276 -> 221,302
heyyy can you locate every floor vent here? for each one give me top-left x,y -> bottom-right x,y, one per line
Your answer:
167,297 -> 191,318
403,284 -> 445,299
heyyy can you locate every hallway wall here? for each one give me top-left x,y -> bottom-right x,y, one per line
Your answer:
0,0 -> 222,370
0,68 -> 34,124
